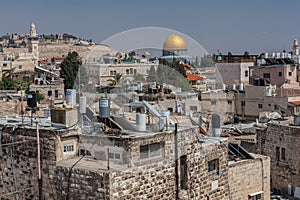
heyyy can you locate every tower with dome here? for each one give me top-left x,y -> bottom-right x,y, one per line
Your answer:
161,33 -> 191,62
27,23 -> 39,61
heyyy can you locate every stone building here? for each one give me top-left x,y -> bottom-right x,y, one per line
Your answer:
86,62 -> 158,86
29,65 -> 65,101
214,54 -> 257,85
254,119 -> 300,197
229,154 -> 270,200
0,97 -> 271,200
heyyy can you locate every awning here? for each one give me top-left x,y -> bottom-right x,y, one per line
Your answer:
186,73 -> 205,81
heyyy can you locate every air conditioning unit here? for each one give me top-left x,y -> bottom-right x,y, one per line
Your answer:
248,191 -> 263,200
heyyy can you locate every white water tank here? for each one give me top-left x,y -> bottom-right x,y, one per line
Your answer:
222,83 -> 226,91
43,108 -> 51,118
137,82 -> 143,92
66,89 -> 76,106
79,96 -> 87,114
136,113 -> 146,131
264,53 -> 268,58
232,84 -> 236,91
161,110 -> 170,126
239,83 -> 244,91
266,85 -> 272,96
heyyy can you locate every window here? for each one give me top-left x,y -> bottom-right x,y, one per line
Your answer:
134,69 -> 137,75
241,101 -> 245,106
130,68 -> 133,74
19,65 -> 22,69
48,90 -> 52,97
248,192 -> 263,200
190,106 -> 197,112
279,72 -> 282,77
140,142 -> 163,160
108,152 -> 121,160
211,100 -> 216,105
55,90 -> 58,98
3,63 -> 7,67
289,72 -> 292,76
245,70 -> 248,77
79,149 -> 91,156
258,104 -> 263,109
208,158 -> 219,174
276,146 -> 280,161
180,155 -> 188,190
110,70 -> 117,76
63,144 -> 74,153
281,148 -> 286,160
228,100 -> 232,104
263,73 -> 270,78
274,105 -> 279,110
126,69 -> 130,75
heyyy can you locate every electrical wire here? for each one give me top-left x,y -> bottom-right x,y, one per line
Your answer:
65,125 -> 103,200
191,128 -> 228,177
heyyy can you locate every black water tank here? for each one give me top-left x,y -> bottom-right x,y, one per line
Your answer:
27,91 -> 37,108
212,114 -> 221,128
234,115 -> 240,124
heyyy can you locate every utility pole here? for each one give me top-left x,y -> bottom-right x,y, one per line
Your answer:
174,123 -> 179,200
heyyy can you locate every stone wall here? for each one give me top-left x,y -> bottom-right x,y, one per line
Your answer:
229,155 -> 270,200
0,127 -> 58,200
108,127 -> 229,199
256,122 -> 300,196
0,126 -> 108,200
55,166 -> 108,200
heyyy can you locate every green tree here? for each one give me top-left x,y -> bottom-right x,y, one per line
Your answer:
0,77 -> 15,90
60,51 -> 86,92
133,73 -> 145,82
200,57 -> 215,68
0,77 -> 30,91
108,73 -> 124,86
36,93 -> 45,103
146,66 -> 157,82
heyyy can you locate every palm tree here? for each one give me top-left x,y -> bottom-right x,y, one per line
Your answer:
108,73 -> 124,86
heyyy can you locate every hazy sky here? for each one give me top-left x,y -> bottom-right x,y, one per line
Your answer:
1,0 -> 300,54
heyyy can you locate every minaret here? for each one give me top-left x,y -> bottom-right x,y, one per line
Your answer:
293,39 -> 299,55
28,23 -> 39,60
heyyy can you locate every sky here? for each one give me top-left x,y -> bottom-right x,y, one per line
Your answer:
1,0 -> 300,54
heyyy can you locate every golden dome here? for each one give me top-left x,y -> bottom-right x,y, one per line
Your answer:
163,33 -> 187,51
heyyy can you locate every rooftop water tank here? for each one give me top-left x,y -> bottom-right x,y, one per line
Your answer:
79,96 -> 87,114
27,91 -> 37,108
136,113 -> 146,131
66,89 -> 76,106
99,98 -> 110,118
294,115 -> 300,126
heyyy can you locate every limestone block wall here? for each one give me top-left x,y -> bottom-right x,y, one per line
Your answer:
0,126 -> 110,200
108,127 -> 229,200
55,167 -> 109,200
229,155 -> 270,200
0,127 -> 57,200
259,123 -> 300,195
